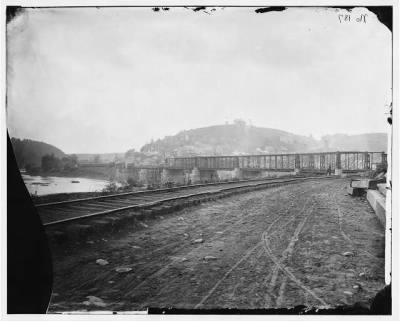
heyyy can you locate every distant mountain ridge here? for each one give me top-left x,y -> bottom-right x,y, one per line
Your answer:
140,123 -> 316,157
11,124 -> 388,170
319,133 -> 387,153
140,123 -> 387,157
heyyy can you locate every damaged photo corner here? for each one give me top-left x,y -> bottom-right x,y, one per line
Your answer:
2,2 -> 397,319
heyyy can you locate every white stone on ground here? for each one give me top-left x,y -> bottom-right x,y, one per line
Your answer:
115,267 -> 132,273
96,259 -> 109,266
83,296 -> 107,307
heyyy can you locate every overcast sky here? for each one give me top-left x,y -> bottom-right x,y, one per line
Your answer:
6,7 -> 392,154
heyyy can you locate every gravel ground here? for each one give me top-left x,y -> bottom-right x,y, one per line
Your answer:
47,178 -> 385,312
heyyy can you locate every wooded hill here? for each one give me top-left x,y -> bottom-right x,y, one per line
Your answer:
10,137 -> 65,170
10,123 -> 388,171
140,122 -> 387,157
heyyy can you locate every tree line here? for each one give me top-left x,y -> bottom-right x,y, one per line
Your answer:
40,154 -> 78,172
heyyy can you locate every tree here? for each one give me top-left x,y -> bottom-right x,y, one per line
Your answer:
61,154 -> 78,170
233,119 -> 247,128
102,181 -> 119,193
41,154 -> 61,171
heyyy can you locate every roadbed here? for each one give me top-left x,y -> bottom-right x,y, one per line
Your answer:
47,178 -> 385,312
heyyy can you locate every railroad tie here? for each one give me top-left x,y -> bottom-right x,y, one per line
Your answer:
168,202 -> 182,211
91,219 -> 112,233
139,209 -> 155,219
159,204 -> 174,214
151,205 -> 170,216
104,216 -> 123,226
45,229 -> 66,245
65,224 -> 93,242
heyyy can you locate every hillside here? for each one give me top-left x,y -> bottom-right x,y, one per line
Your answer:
140,122 -> 318,157
319,133 -> 387,152
10,125 -> 388,172
140,123 -> 388,157
75,153 -> 125,164
10,137 -> 65,169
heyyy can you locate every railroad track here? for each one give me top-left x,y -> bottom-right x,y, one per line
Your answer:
40,176 -> 336,244
38,176 -> 329,225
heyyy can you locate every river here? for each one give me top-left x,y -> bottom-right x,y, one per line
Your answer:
22,174 -> 112,196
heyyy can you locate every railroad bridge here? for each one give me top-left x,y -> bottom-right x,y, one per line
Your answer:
127,151 -> 386,185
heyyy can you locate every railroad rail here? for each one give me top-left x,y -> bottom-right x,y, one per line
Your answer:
39,175 -> 337,228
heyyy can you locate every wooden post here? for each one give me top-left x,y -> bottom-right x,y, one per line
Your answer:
356,153 -> 359,170
382,152 -> 387,167
336,152 -> 341,169
295,154 -> 300,169
320,154 -> 325,169
365,152 -> 370,169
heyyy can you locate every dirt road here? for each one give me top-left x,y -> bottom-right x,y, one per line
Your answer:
48,178 -> 385,312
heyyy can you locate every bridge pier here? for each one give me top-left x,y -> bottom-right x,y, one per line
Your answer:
233,168 -> 243,180
261,170 -> 297,178
190,168 -> 220,183
201,169 -> 219,182
242,170 -> 262,179
190,167 -> 201,184
160,168 -> 171,185
231,169 -> 297,179
161,168 -> 187,185
214,169 -> 242,181
334,169 -> 343,176
138,169 -> 149,185
335,151 -> 343,176
184,171 -> 192,185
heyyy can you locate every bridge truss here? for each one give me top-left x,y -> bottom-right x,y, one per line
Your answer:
164,151 -> 387,172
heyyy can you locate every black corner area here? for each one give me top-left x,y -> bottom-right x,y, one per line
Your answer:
7,132 -> 53,313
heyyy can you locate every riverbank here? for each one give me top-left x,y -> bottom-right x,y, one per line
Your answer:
23,174 -> 118,198
32,191 -> 106,205
30,183 -> 145,205
31,185 -> 152,204
24,167 -> 113,181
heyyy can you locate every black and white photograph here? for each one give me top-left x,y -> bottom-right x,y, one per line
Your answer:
2,3 -> 398,317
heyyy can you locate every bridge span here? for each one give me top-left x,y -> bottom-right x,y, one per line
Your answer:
125,151 -> 386,186
165,151 -> 386,172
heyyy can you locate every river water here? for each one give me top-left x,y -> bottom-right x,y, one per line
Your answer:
22,174 -> 111,196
